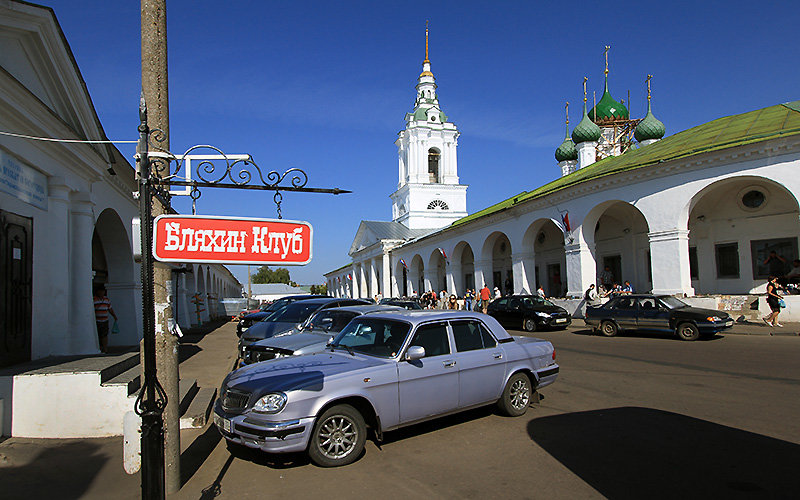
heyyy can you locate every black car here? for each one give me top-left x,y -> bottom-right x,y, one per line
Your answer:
378,298 -> 423,310
583,294 -> 734,341
237,294 -> 327,337
487,295 -> 572,332
237,297 -> 369,357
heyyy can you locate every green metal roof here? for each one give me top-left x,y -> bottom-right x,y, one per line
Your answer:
452,101 -> 800,228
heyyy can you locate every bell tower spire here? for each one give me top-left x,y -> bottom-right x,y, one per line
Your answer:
390,22 -> 468,229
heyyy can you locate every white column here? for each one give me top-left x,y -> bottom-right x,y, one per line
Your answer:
565,241 -> 596,297
69,191 -> 97,354
446,262 -> 460,296
358,263 -> 367,298
382,253 -> 391,299
511,253 -> 530,295
649,229 -> 694,296
42,178 -> 71,357
423,270 -> 436,293
473,259 -> 490,290
370,259 -> 379,298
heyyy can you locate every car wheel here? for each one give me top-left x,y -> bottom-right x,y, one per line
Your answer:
523,318 -> 537,332
497,372 -> 533,417
600,320 -> 618,337
308,404 -> 366,467
676,322 -> 700,341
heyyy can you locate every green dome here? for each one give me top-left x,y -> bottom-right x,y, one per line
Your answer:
555,123 -> 578,162
634,101 -> 665,142
587,77 -> 629,124
572,104 -> 602,143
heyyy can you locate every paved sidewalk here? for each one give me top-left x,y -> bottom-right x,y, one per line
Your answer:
0,320 -> 241,499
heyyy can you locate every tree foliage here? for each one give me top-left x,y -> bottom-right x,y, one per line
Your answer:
251,266 -> 291,284
309,284 -> 328,295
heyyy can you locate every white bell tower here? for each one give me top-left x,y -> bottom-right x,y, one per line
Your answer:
391,25 -> 468,230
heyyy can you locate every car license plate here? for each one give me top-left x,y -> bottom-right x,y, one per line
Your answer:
555,318 -> 567,324
214,414 -> 232,433
725,320 -> 733,327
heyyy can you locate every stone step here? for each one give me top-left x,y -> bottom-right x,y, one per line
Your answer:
101,364 -> 141,396
98,352 -> 140,384
180,387 -> 217,429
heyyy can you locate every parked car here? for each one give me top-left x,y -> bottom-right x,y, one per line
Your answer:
487,295 -> 572,332
241,304 -> 402,365
214,310 -> 559,467
377,298 -> 423,310
237,298 -> 369,357
237,295 -> 327,337
583,294 -> 734,341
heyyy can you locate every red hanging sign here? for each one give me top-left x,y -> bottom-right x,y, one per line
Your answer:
152,215 -> 312,265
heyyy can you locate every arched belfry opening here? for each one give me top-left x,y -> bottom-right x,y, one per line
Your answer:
428,148 -> 440,183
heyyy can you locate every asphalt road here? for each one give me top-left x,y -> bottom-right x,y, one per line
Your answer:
2,323 -> 798,499
175,324 -> 800,500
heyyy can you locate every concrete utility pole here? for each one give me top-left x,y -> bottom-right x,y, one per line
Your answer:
141,0 -> 181,493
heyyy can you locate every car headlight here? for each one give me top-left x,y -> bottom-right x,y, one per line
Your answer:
252,392 -> 287,413
706,316 -> 722,322
535,312 -> 551,318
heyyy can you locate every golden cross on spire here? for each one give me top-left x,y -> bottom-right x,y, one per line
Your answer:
424,20 -> 430,63
565,101 -> 570,125
646,74 -> 653,101
604,45 -> 611,75
583,76 -> 588,103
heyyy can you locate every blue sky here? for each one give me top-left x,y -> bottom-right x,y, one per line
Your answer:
44,0 -> 800,287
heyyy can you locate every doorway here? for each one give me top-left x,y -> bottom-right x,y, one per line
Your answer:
1,211 -> 33,367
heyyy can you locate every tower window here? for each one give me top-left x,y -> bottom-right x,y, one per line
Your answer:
428,149 -> 440,183
427,200 -> 449,210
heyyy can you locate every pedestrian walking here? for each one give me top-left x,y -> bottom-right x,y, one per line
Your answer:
93,286 -> 117,354
584,284 -> 600,306
464,289 -> 474,311
763,275 -> 785,328
480,284 -> 491,314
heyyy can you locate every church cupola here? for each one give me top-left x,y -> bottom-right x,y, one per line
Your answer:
556,102 -> 578,177
635,74 -> 666,146
391,23 -> 468,230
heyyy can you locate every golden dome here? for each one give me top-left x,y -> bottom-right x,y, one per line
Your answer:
419,70 -> 434,77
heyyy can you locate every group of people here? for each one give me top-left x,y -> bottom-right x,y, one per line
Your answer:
412,283 -> 508,313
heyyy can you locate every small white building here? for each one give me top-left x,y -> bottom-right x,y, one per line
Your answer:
326,38 -> 800,319
249,283 -> 311,303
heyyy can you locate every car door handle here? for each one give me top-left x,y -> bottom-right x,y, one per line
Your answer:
443,360 -> 456,368
493,353 -> 503,359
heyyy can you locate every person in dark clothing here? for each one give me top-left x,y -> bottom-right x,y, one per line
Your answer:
763,275 -> 784,328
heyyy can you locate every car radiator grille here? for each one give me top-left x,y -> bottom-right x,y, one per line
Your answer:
221,388 -> 250,412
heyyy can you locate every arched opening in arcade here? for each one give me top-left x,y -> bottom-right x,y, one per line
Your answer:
428,249 -> 447,293
410,254 -> 425,296
588,201 -> 651,294
92,209 -> 138,347
452,241 -> 475,295
482,232 -> 512,295
522,219 -> 567,297
687,176 -> 800,294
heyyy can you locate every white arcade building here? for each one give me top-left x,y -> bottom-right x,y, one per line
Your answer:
326,38 -> 800,320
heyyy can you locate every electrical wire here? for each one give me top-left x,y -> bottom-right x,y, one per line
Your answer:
0,130 -> 137,144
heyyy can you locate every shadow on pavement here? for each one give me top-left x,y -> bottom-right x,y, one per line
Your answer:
225,441 -> 310,469
381,406 -> 495,445
199,454 -> 234,500
569,328 -> 724,341
0,440 -> 112,499
528,407 -> 800,498
181,424 -> 222,486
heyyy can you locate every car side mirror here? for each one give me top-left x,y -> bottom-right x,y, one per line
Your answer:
405,345 -> 425,361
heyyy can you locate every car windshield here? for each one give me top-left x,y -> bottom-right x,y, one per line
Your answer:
522,296 -> 554,308
659,296 -> 688,309
331,318 -> 411,358
261,302 -> 322,324
304,310 -> 359,333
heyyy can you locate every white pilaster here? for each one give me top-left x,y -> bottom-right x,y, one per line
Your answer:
44,177 -> 71,357
358,263 -> 368,298
473,259 -> 490,291
447,262 -> 460,296
565,241 -> 596,297
382,253 -> 391,299
649,229 -> 695,296
511,253 -> 530,295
